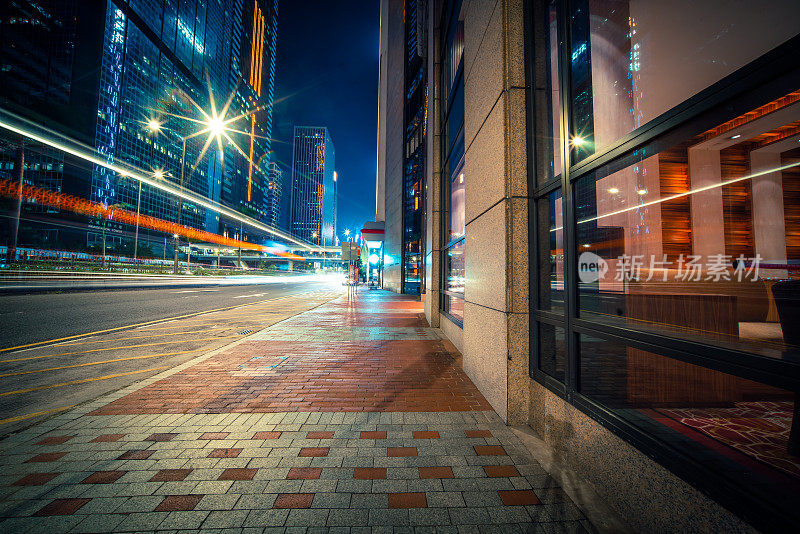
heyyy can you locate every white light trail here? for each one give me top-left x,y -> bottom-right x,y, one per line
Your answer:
0,107 -> 321,251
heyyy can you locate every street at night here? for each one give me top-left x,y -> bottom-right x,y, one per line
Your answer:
1,0 -> 800,532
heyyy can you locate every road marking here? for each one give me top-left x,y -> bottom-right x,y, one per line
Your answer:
0,404 -> 78,426
54,328 -> 228,346
0,294 -> 298,353
0,366 -> 170,398
233,293 -> 267,298
0,348 -> 207,379
139,322 -> 219,330
0,336 -> 241,364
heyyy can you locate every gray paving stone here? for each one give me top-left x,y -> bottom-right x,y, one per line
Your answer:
244,508 -> 289,528
201,509 -> 250,529
409,508 -> 451,526
235,493 -> 278,510
284,508 -> 329,526
197,493 -> 242,510
426,491 -> 466,508
486,506 -> 531,524
448,507 -> 491,525
350,492 -> 387,509
310,492 -> 351,508
326,508 -> 368,527
158,510 -> 210,530
113,511 -> 168,531
369,508 -> 410,526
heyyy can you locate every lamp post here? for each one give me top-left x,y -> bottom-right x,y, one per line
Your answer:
146,106 -> 230,275
147,120 -> 187,274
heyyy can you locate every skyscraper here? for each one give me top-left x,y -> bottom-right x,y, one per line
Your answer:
265,161 -> 282,229
0,0 -> 279,252
289,126 -> 336,246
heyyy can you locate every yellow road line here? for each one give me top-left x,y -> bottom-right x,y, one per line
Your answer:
55,329 -> 228,346
0,348 -> 207,379
0,336 -> 241,364
139,322 -> 220,331
0,365 -> 170,398
0,404 -> 77,426
0,295 -> 292,353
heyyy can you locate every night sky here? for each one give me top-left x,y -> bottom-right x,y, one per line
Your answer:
272,1 -> 380,239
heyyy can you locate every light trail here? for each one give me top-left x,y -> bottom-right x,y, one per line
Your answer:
0,106 -> 321,251
55,329 -> 228,346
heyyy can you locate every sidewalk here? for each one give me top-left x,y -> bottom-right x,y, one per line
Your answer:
0,290 -> 594,533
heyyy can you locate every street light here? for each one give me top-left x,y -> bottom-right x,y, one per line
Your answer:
147,119 -> 161,133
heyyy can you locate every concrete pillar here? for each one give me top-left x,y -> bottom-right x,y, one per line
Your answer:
688,147 -> 726,258
750,150 -> 788,278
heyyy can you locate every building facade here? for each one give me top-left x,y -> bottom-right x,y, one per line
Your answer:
265,161 -> 282,229
0,0 -> 278,254
289,126 -> 336,246
377,0 -> 800,531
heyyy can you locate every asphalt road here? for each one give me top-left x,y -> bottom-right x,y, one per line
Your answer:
0,279 -> 330,350
0,277 -> 340,437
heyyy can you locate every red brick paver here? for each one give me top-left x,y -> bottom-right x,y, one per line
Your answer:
253,431 -> 282,439
13,473 -> 59,486
208,448 -> 242,458
389,492 -> 427,508
287,467 -> 322,480
419,467 -> 454,479
466,430 -> 493,438
299,447 -> 329,457
388,447 -> 417,457
354,467 -> 387,480
360,431 -> 387,439
155,494 -> 203,511
475,445 -> 507,456
498,489 -> 541,506
26,452 -> 66,463
484,465 -> 520,477
34,498 -> 90,516
273,493 -> 314,509
200,432 -> 230,440
150,469 -> 193,482
413,431 -> 440,439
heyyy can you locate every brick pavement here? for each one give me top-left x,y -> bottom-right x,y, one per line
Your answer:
0,290 -> 595,533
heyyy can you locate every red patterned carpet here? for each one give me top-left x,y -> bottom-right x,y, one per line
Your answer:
656,401 -> 800,479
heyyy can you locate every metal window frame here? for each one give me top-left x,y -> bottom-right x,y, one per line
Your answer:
526,0 -> 800,529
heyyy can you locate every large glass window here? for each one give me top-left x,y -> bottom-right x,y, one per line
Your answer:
576,100 -> 800,360
568,0 -> 800,162
530,0 -> 800,528
441,0 -> 465,323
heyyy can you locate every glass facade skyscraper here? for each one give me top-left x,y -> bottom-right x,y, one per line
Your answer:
289,126 -> 336,246
1,0 -> 279,252
265,161 -> 282,230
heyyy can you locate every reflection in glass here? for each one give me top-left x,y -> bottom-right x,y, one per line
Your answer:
445,238 -> 465,296
568,0 -> 800,161
538,323 -> 566,381
575,89 -> 800,359
531,0 -> 561,184
537,189 -> 563,312
449,163 -> 465,243
579,333 -> 800,505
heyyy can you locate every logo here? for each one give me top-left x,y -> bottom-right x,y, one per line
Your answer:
578,252 -> 608,284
